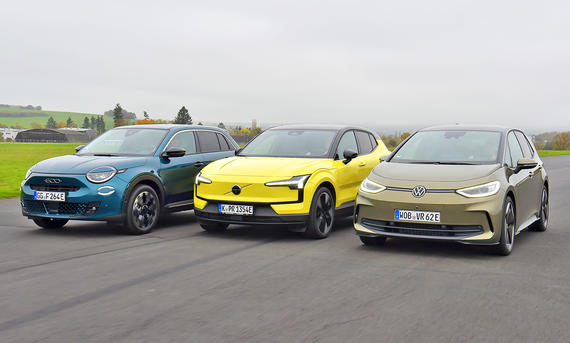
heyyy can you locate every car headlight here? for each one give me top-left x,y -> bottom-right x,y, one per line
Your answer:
359,178 -> 386,193
24,169 -> 33,181
265,175 -> 311,190
195,173 -> 212,185
86,166 -> 117,183
456,181 -> 501,198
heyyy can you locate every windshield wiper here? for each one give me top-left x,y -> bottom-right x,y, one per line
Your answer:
406,161 -> 478,165
92,153 -> 119,157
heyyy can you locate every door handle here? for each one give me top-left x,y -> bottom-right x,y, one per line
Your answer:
194,162 -> 205,167
359,162 -> 366,167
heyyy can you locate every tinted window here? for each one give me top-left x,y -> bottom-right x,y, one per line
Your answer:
369,133 -> 378,150
356,131 -> 373,154
336,131 -> 358,159
166,131 -> 196,155
391,130 -> 501,164
507,131 -> 524,167
217,133 -> 231,151
515,131 -> 533,158
240,129 -> 337,158
197,131 -> 221,153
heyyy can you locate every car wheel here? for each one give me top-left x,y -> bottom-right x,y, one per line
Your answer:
124,184 -> 160,235
492,196 -> 516,256
359,236 -> 387,246
199,222 -> 229,232
303,186 -> 335,239
530,185 -> 548,232
32,217 -> 68,229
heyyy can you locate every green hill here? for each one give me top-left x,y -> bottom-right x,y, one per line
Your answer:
0,107 -> 115,129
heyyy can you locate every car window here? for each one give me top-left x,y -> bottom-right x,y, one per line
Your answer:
356,131 -> 373,155
336,131 -> 358,159
507,131 -> 524,167
166,131 -> 196,155
239,129 -> 337,157
515,131 -> 533,158
217,133 -> 231,151
197,131 -> 221,153
369,133 -> 378,150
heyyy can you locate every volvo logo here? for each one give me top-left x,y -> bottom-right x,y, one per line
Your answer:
44,178 -> 62,184
232,185 -> 242,195
411,185 -> 426,198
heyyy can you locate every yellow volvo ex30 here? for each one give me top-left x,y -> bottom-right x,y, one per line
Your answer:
194,125 -> 390,238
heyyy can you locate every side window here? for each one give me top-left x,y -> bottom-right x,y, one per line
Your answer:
166,131 -> 197,155
356,131 -> 373,155
197,131 -> 221,153
369,133 -> 378,151
217,133 -> 231,151
507,132 -> 524,167
336,131 -> 358,159
515,131 -> 533,158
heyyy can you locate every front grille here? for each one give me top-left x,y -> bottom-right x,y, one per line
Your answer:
31,185 -> 81,192
22,200 -> 89,216
361,218 -> 483,238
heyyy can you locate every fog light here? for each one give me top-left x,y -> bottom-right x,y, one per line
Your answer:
97,186 -> 115,196
84,201 -> 101,216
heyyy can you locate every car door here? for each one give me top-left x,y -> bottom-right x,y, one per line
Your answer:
196,130 -> 236,164
506,131 -> 534,226
159,130 -> 203,205
515,130 -> 543,217
332,130 -> 362,206
355,130 -> 380,180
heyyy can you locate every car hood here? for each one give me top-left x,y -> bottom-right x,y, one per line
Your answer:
372,162 -> 501,183
31,155 -> 149,174
202,156 -> 328,177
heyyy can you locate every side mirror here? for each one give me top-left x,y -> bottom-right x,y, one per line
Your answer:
379,153 -> 391,162
161,147 -> 186,158
75,145 -> 86,152
515,158 -> 537,173
343,149 -> 358,164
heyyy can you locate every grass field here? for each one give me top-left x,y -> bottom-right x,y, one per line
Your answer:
537,150 -> 570,157
0,107 -> 114,130
0,143 -> 77,198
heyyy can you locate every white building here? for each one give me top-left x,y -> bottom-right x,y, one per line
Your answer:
0,128 -> 24,141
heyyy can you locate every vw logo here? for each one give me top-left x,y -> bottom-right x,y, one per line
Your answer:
44,178 -> 62,184
232,185 -> 241,195
411,185 -> 426,198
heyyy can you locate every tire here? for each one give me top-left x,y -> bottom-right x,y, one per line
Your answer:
359,236 -> 387,246
530,185 -> 548,232
33,217 -> 68,229
491,196 -> 516,256
199,222 -> 229,232
124,184 -> 160,235
303,186 -> 335,239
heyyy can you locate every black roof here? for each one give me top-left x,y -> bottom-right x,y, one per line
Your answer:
267,124 -> 376,134
420,124 -> 514,133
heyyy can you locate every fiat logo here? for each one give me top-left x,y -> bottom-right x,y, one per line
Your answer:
232,185 -> 241,195
411,185 -> 426,198
44,178 -> 62,184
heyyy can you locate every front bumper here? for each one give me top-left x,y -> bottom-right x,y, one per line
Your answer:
354,189 -> 505,245
194,202 -> 309,225
20,173 -> 126,221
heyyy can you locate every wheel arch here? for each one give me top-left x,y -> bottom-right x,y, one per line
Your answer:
122,173 -> 165,212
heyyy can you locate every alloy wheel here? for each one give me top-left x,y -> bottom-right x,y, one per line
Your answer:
541,188 -> 549,227
132,191 -> 158,230
315,191 -> 333,234
504,201 -> 515,250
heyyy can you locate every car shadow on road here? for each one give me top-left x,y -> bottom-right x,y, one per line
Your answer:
354,228 -> 540,259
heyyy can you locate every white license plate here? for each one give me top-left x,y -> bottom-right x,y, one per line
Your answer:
218,204 -> 254,216
395,209 -> 440,223
34,191 -> 66,202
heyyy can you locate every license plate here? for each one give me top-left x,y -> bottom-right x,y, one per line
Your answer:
34,191 -> 66,202
218,204 -> 254,216
395,209 -> 440,223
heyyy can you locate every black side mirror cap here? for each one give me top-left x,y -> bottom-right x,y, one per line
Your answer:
75,145 -> 86,152
161,147 -> 186,158
515,158 -> 538,173
343,149 -> 358,164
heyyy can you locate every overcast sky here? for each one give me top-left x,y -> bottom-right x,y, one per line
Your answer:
1,0 -> 569,131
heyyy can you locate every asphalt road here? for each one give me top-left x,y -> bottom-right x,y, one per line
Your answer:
1,156 -> 569,343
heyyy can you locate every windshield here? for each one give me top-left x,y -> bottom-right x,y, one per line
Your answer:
239,129 -> 337,158
77,128 -> 168,156
390,130 -> 502,164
